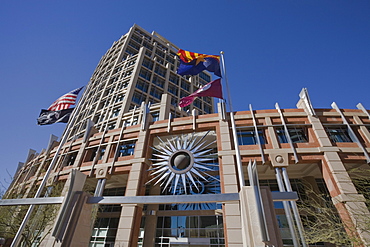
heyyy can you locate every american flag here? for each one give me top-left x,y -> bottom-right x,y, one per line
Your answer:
47,87 -> 83,111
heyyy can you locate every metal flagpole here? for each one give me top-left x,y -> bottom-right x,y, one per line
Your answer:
11,87 -> 86,247
275,168 -> 299,247
282,168 -> 307,247
219,51 -> 245,187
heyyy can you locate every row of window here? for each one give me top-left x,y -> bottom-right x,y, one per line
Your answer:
237,125 -> 364,145
62,141 -> 136,167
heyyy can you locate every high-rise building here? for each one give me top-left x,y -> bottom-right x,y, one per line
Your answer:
2,25 -> 370,247
68,24 -> 214,141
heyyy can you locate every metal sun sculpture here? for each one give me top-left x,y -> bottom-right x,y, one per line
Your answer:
146,131 -> 219,195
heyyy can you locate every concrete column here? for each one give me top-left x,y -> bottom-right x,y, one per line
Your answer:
142,186 -> 160,246
115,203 -> 143,247
265,116 -> 280,149
114,162 -> 145,247
159,93 -> 171,120
218,117 -> 243,246
115,126 -> 148,247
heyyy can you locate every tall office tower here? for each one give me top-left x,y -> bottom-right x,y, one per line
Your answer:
68,24 -> 214,140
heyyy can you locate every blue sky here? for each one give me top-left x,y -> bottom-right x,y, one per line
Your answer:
1,1 -> 369,190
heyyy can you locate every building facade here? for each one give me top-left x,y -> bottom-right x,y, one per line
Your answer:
2,25 -> 370,247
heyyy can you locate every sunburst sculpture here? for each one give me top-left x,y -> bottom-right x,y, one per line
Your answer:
147,131 -> 219,195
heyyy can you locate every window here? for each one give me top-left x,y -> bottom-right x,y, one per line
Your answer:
167,83 -> 178,96
166,55 -> 175,65
199,72 -> 211,82
132,91 -> 146,105
180,90 -> 188,98
104,87 -> 114,96
150,86 -> 163,100
171,97 -> 178,107
99,187 -> 125,212
148,97 -> 160,105
109,76 -> 119,83
98,148 -> 106,160
119,80 -> 129,89
205,96 -> 212,104
123,69 -> 133,78
143,41 -> 153,51
155,215 -> 224,245
125,47 -> 138,56
131,116 -> 138,126
113,66 -> 122,74
276,127 -> 308,143
204,104 -> 212,114
99,101 -> 106,110
152,75 -> 165,88
128,40 -> 140,51
131,34 -> 142,43
193,98 -> 202,109
144,49 -> 152,57
136,79 -> 149,93
94,114 -> 104,123
155,49 -> 165,58
108,122 -> 116,130
325,126 -> 352,143
110,108 -> 120,118
169,73 -> 179,85
199,78 -> 209,86
181,79 -> 190,91
139,68 -> 151,80
118,141 -> 136,157
237,129 -> 266,145
87,147 -> 106,161
142,58 -> 154,70
155,56 -> 164,65
64,152 -> 77,166
151,112 -> 160,122
90,217 -> 119,247
115,94 -> 125,103
154,65 -> 166,77
125,59 -> 136,68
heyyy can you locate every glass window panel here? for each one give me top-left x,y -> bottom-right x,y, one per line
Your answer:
154,65 -> 166,77
136,79 -> 149,93
151,112 -> 160,122
200,216 -> 217,228
142,58 -> 154,69
150,86 -> 164,100
132,91 -> 146,105
118,141 -> 136,156
237,130 -> 266,145
97,229 -> 108,236
152,75 -> 165,88
325,126 -> 352,143
167,83 -> 178,96
276,127 -> 308,143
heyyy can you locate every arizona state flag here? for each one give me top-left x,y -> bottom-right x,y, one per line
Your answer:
179,78 -> 223,107
177,49 -> 221,77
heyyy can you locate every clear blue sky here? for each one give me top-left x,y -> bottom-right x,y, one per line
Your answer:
1,1 -> 369,190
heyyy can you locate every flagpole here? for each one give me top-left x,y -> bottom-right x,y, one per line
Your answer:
11,88 -> 86,247
220,51 -> 245,188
